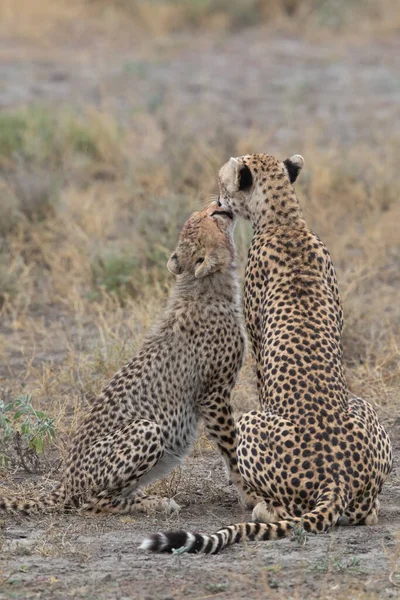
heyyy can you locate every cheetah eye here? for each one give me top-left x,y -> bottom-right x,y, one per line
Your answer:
196,257 -> 205,265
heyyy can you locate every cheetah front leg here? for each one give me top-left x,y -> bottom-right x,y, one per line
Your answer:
199,390 -> 260,508
83,490 -> 180,516
75,419 -> 180,515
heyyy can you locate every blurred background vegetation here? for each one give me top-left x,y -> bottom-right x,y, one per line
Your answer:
1,0 -> 399,39
0,0 -> 398,467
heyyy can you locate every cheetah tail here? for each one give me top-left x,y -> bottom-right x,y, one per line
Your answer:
0,484 -> 66,515
140,492 -> 343,555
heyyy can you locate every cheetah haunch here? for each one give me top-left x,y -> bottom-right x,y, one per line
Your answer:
141,153 -> 392,554
0,202 -> 249,516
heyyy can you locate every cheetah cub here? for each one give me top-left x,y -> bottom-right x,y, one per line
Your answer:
141,153 -> 392,554
0,202 -> 248,516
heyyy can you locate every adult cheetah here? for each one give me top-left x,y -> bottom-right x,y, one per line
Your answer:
0,202 -> 250,516
141,153 -> 392,554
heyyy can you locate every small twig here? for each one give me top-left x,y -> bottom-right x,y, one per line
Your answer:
0,570 -> 19,585
14,432 -> 33,474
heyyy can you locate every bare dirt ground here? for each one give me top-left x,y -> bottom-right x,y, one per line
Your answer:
1,428 -> 400,600
1,19 -> 400,600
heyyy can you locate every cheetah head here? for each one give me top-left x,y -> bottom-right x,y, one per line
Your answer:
217,153 -> 304,222
167,201 -> 236,279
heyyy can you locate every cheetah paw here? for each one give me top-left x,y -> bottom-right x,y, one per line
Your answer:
365,499 -> 380,526
365,511 -> 379,526
165,498 -> 181,515
145,497 -> 181,515
252,501 -> 280,523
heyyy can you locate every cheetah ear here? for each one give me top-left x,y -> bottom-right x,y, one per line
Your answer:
222,157 -> 240,194
194,254 -> 216,279
220,157 -> 253,193
167,252 -> 183,276
229,156 -> 239,170
283,155 -> 304,183
238,163 -> 253,191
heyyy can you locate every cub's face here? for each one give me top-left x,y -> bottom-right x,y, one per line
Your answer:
168,202 -> 236,279
217,153 -> 304,220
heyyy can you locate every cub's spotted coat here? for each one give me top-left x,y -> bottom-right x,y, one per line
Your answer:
0,202 -> 250,516
142,153 -> 392,554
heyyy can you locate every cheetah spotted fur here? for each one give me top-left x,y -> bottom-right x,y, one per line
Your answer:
142,153 -> 392,554
0,202 -> 250,516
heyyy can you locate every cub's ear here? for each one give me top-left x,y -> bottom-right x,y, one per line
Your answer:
167,252 -> 183,275
219,157 -> 253,193
283,154 -> 304,183
194,254 -> 216,279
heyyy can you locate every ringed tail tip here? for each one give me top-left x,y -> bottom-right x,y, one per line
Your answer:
140,531 -> 207,554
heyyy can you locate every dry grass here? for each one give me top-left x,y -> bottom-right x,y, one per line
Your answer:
0,100 -> 399,474
0,0 -> 398,44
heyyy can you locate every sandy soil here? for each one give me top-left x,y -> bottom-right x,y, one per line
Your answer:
1,421 -> 400,600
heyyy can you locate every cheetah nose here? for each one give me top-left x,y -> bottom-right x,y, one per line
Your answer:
217,197 -> 222,207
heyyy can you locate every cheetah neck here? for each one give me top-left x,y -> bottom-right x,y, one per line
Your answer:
168,265 -> 242,316
251,182 -> 306,232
